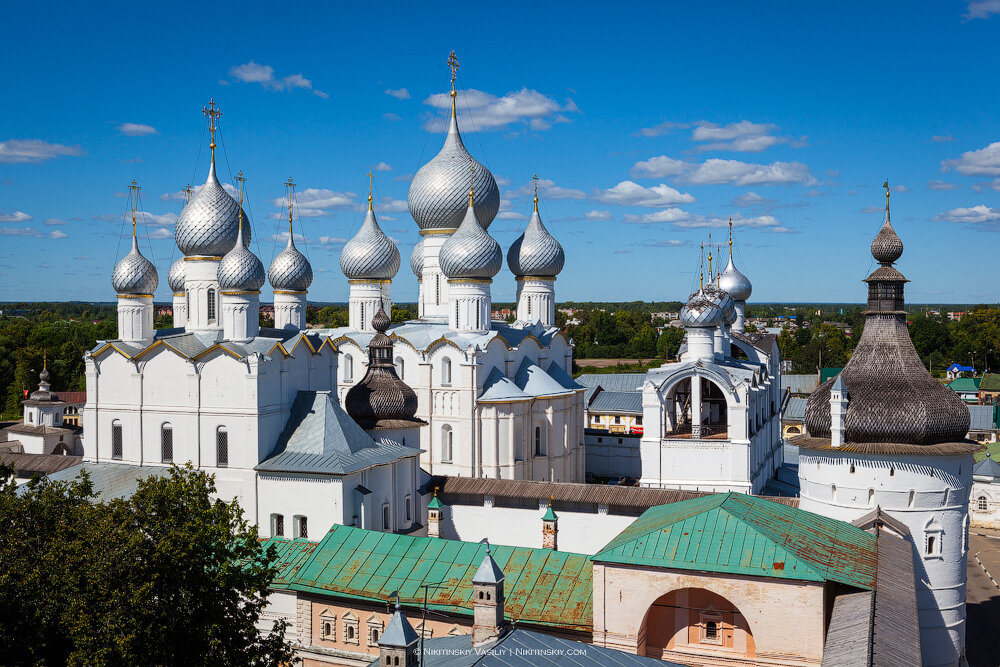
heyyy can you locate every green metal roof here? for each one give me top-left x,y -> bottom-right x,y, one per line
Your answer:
947,377 -> 981,393
262,537 -> 318,587
542,504 -> 558,521
286,525 -> 593,631
427,494 -> 444,510
980,373 -> 1000,392
591,493 -> 877,590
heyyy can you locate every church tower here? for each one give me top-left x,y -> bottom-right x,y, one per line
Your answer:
795,184 -> 976,667
507,178 -> 565,327
269,178 -> 313,330
112,180 -> 158,342
718,221 -> 753,333
407,51 -> 500,319
217,172 -> 265,342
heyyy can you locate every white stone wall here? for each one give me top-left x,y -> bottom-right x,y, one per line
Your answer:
969,479 -> 1000,529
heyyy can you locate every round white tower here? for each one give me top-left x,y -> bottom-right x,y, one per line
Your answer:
269,178 -> 313,331
794,186 -> 976,667
679,287 -> 723,363
440,186 -> 502,333
112,181 -> 158,343
340,180 -> 400,332
507,184 -> 565,327
217,173 -> 265,342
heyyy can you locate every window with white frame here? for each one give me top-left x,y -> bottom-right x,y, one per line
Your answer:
216,427 -> 228,467
319,609 -> 336,640
442,357 -> 452,385
160,423 -> 173,463
294,515 -> 308,539
344,354 -> 354,382
405,495 -> 412,523
271,513 -> 284,538
441,425 -> 453,463
394,356 -> 404,381
924,518 -> 943,558
700,613 -> 723,645
343,612 -> 359,644
111,420 -> 123,460
979,496 -> 989,511
382,504 -> 391,531
207,288 -> 216,323
367,615 -> 384,646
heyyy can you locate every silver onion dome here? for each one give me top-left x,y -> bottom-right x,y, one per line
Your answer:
440,198 -> 502,279
340,206 -> 400,280
218,224 -> 265,291
410,237 -> 425,278
167,257 -> 186,294
112,235 -> 159,295
718,255 -> 752,302
174,161 -> 252,257
507,202 -> 565,277
408,109 -> 500,231
701,282 -> 736,326
268,234 -> 313,292
680,288 -> 723,328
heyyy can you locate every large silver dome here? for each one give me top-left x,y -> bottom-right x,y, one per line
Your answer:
340,206 -> 400,280
269,235 -> 313,292
506,203 -> 565,277
218,225 -> 265,292
718,255 -> 752,302
408,110 -> 500,231
112,235 -> 159,295
174,161 -> 252,257
680,288 -> 723,328
410,237 -> 425,278
167,257 -> 186,294
440,199 -> 502,279
701,282 -> 736,325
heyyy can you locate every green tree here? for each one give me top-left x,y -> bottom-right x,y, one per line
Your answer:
0,465 -> 292,666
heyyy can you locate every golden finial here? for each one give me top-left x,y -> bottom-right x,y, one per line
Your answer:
469,163 -> 475,206
708,231 -> 713,280
202,98 -> 222,162
433,486 -> 439,498
128,179 -> 141,237
43,350 -> 47,370
368,170 -> 375,211
532,174 -> 540,213
183,184 -> 194,203
728,218 -> 733,257
234,170 -> 246,231
548,495 -> 554,507
699,242 -> 704,289
285,176 -> 296,237
447,50 -> 460,117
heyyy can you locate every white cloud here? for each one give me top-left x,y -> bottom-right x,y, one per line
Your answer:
269,231 -> 310,244
689,121 -> 805,153
584,210 -> 613,221
859,205 -> 883,214
595,181 -> 695,207
686,159 -> 816,186
623,209 -> 793,232
633,121 -> 689,137
928,180 -> 960,190
644,239 -> 691,248
268,187 -> 358,218
496,211 -> 527,221
317,236 -> 348,245
117,123 -> 158,136
423,88 -> 578,132
147,228 -> 173,239
508,178 -> 585,200
375,198 -> 409,213
631,156 -> 687,178
43,218 -> 66,226
965,1 -> 1000,19
623,209 -> 693,224
936,204 -> 1000,224
135,211 -> 179,226
0,211 -> 31,223
385,88 -> 411,100
228,61 -> 327,98
374,162 -> 392,172
731,192 -> 776,208
48,230 -> 68,239
384,112 -> 401,122
0,227 -> 43,237
942,141 -> 1000,176
894,184 -> 908,193
0,139 -> 84,164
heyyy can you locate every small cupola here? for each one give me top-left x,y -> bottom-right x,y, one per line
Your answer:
378,599 -> 419,667
472,541 -> 506,645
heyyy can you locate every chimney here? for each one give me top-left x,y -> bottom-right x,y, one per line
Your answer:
542,496 -> 558,550
427,487 -> 444,538
378,601 -> 419,667
829,374 -> 848,448
472,542 -> 506,645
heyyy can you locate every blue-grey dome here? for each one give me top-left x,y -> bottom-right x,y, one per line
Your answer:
112,235 -> 159,295
174,161 -> 251,257
507,205 -> 565,277
167,257 -> 186,294
218,225 -> 265,291
680,288 -> 723,328
340,207 -> 400,280
410,237 -> 425,278
408,109 -> 500,231
718,255 -> 752,302
268,235 -> 313,292
440,200 -> 502,279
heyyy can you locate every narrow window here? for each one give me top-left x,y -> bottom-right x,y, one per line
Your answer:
294,515 -> 308,539
908,490 -> 915,508
382,505 -> 390,531
207,288 -> 216,323
926,535 -> 936,555
890,467 -> 895,476
347,626 -> 355,640
271,513 -> 284,537
344,354 -> 354,382
217,427 -> 229,467
405,495 -> 412,522
527,297 -> 531,316
112,420 -> 123,460
160,423 -> 173,463
360,302 -> 365,328
849,464 -> 855,474
442,357 -> 452,385
979,496 -> 989,511
185,290 -> 190,316
27,413 -> 32,423
455,300 -> 459,327
535,426 -> 542,455
441,425 -> 453,463
394,356 -> 404,381
705,621 -> 718,641
435,275 -> 440,305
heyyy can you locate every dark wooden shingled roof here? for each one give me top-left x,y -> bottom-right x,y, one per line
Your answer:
0,452 -> 82,477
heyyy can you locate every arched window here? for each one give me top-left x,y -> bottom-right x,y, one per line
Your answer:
360,302 -> 365,328
344,354 -> 354,382
441,425 -> 453,463
979,496 -> 989,511
216,427 -> 228,467
207,288 -> 216,323
455,300 -> 459,327
441,357 -> 452,385
270,513 -> 284,537
27,412 -> 32,423
185,290 -> 190,315
476,304 -> 481,330
535,426 -> 545,456
294,515 -> 308,539
394,356 -> 404,381
926,535 -> 937,555
160,423 -> 173,463
111,420 -> 123,460
527,297 -> 531,316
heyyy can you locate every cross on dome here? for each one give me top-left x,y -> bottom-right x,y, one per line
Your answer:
202,98 -> 222,156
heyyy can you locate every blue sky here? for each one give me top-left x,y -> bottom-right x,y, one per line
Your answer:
3,1 -> 1000,304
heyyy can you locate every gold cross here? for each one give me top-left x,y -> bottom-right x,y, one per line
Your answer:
883,180 -> 890,202
128,179 -> 141,235
202,98 -> 222,149
183,184 -> 193,203
368,170 -> 375,210
447,51 -> 460,91
532,174 -> 540,211
285,177 -> 296,229
469,164 -> 476,204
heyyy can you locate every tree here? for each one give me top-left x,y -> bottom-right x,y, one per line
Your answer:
0,464 -> 292,666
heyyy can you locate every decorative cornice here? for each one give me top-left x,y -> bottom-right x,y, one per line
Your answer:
220,290 -> 262,296
515,275 -> 557,282
117,294 -> 154,299
447,278 -> 492,286
419,228 -> 457,236
183,256 -> 223,262
274,290 -> 308,295
347,279 -> 392,286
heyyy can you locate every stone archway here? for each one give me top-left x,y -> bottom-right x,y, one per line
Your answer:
639,587 -> 755,662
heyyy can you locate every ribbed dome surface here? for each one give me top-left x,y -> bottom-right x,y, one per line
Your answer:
340,208 -> 400,280
174,162 -> 251,257
112,236 -> 159,295
408,112 -> 500,231
871,218 -> 903,265
440,202 -> 502,279
702,283 -> 736,325
269,236 -> 313,292
218,226 -> 265,291
167,257 -> 186,294
507,207 -> 565,277
345,303 -> 420,427
410,237 -> 425,278
680,289 -> 723,328
718,255 -> 752,301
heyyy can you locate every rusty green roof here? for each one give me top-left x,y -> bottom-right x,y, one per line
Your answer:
980,372 -> 1000,392
591,493 -> 876,590
286,525 -> 593,632
262,537 -> 318,587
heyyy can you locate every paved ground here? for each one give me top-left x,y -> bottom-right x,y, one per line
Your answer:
967,532 -> 1000,666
